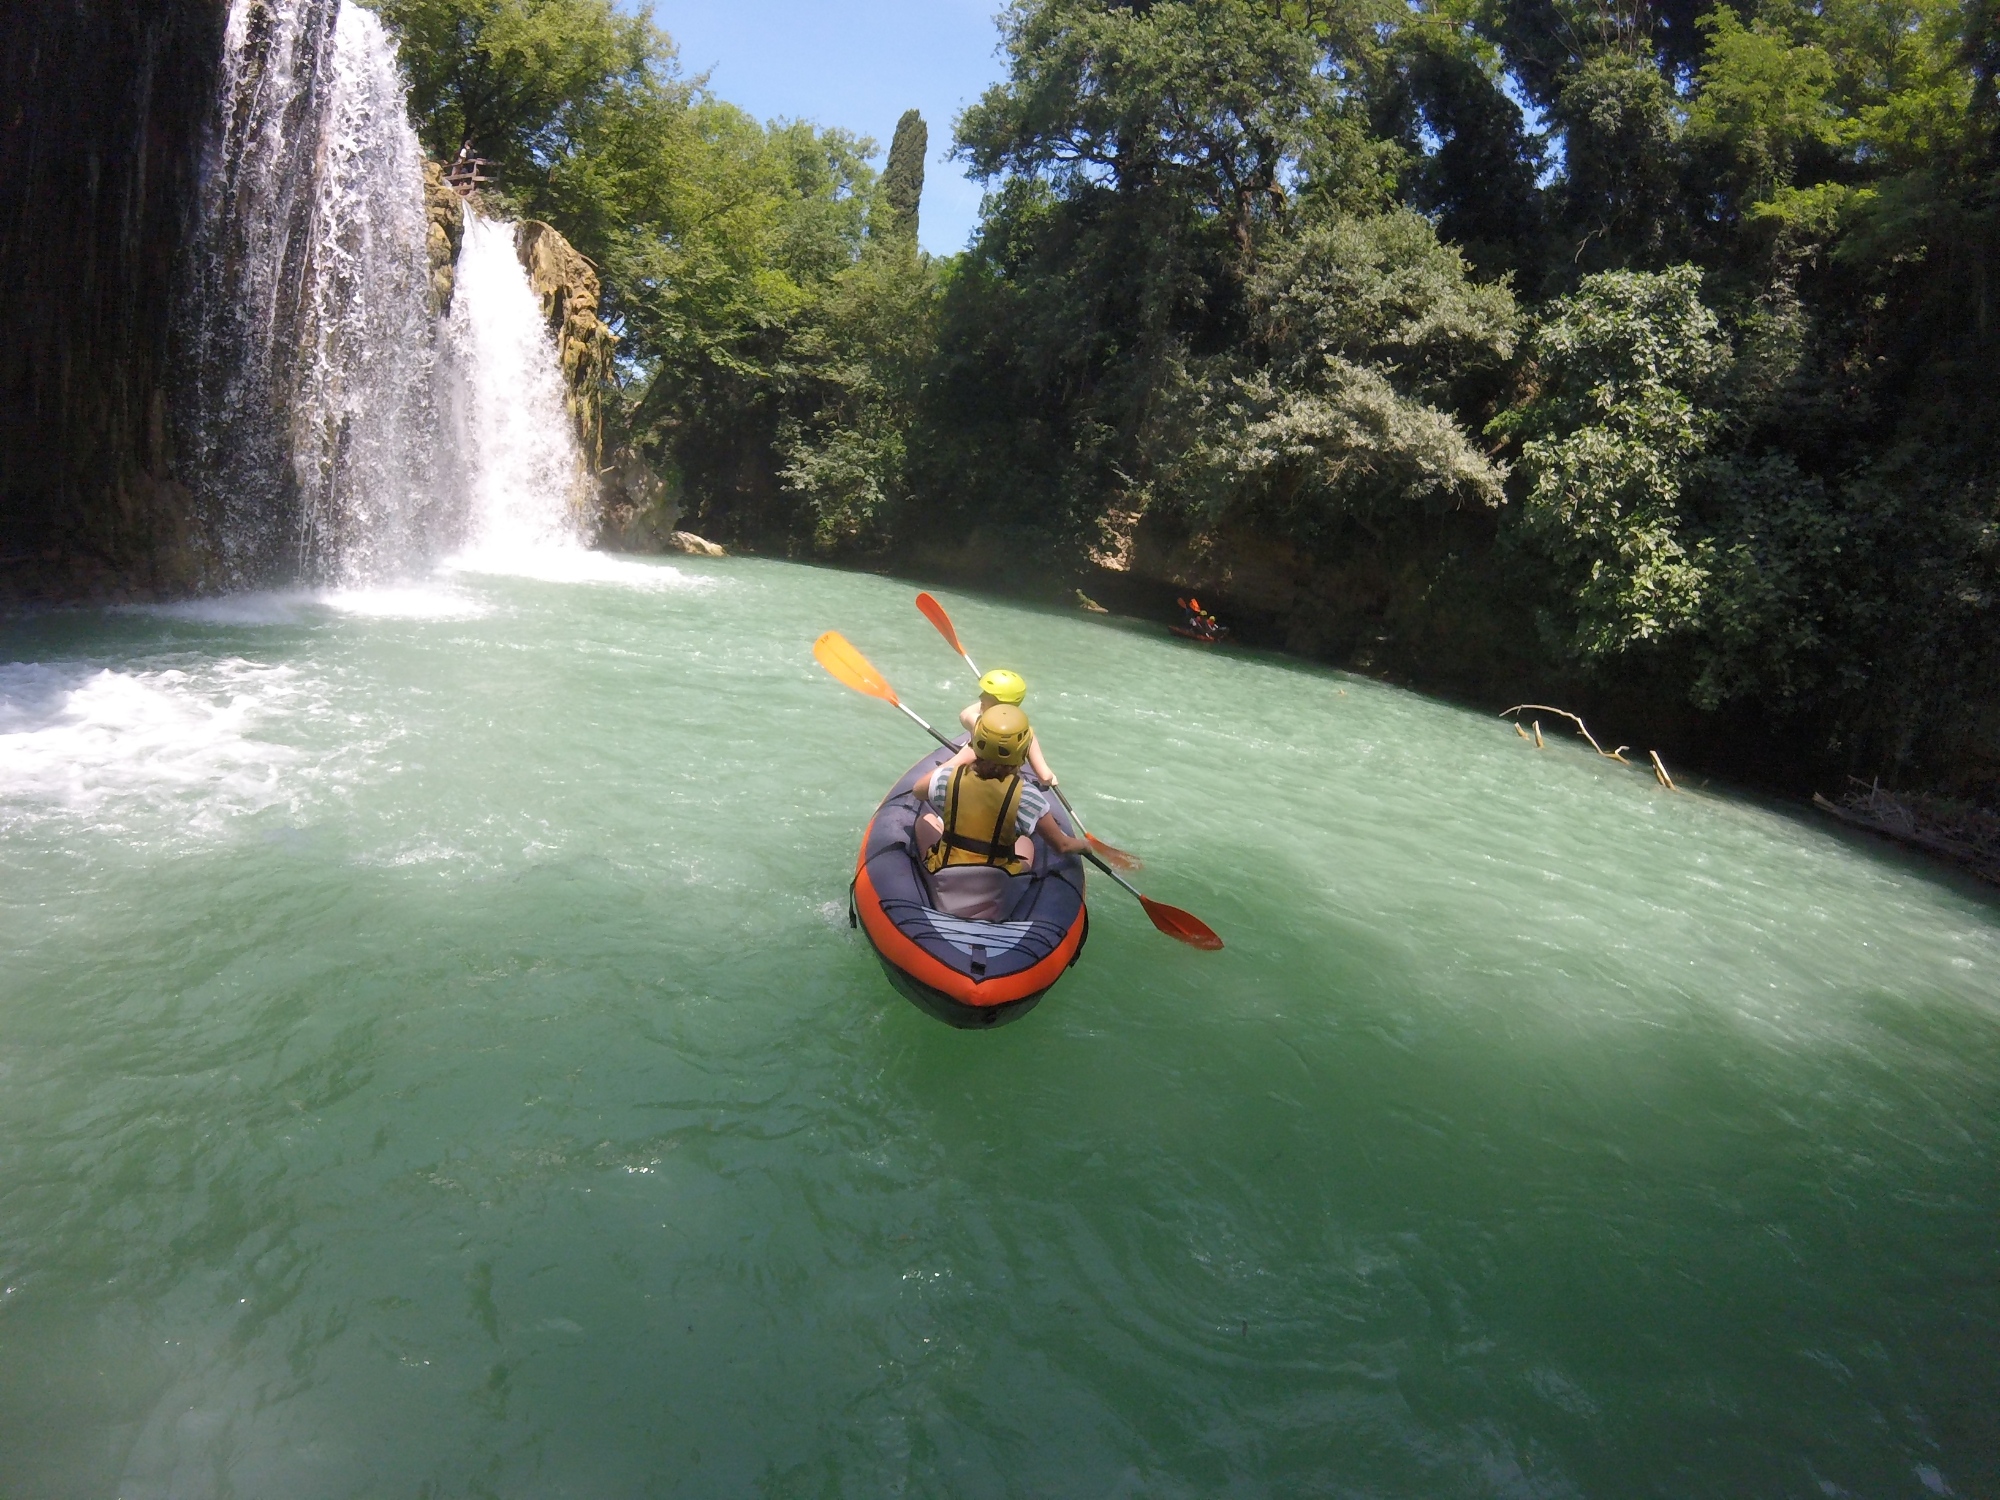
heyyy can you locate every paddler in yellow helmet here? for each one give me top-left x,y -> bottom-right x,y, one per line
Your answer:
952,668 -> 1058,785
917,703 -> 1089,874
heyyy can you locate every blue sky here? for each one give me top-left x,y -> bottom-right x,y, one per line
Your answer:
644,0 -> 1010,256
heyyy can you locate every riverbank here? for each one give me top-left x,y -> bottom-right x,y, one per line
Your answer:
785,530 -> 2000,892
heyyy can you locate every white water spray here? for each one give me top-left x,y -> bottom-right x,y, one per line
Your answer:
180,0 -> 338,579
291,3 -> 448,584
444,211 -> 591,565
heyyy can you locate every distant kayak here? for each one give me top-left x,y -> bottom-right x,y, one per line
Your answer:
1170,624 -> 1227,644
849,742 -> 1089,1028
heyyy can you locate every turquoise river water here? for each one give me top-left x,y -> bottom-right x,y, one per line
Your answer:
0,554 -> 1994,1497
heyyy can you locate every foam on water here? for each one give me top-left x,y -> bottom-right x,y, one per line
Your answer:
131,584 -> 489,625
319,584 -> 490,619
442,549 -> 715,591
0,659 -> 303,833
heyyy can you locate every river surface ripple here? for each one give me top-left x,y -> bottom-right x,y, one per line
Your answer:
0,556 -> 1994,1497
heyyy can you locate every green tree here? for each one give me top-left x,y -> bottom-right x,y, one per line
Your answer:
1685,5 -> 1846,215
873,109 -> 926,242
1393,24 -> 1550,281
1156,210 -> 1517,549
367,0 -> 672,174
1495,265 -> 1731,661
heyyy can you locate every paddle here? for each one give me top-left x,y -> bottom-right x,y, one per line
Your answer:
812,631 -> 955,751
1082,850 -> 1223,951
911,590 -> 1141,871
914,591 -> 978,677
815,628 -> 1221,951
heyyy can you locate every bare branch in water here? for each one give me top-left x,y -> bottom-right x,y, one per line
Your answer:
1501,704 -> 1625,760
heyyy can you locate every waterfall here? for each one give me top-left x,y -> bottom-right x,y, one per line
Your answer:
443,212 -> 590,564
180,0 -> 586,589
179,0 -> 339,583
290,2 -> 449,585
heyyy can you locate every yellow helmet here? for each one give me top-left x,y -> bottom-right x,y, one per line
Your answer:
971,703 -> 1032,767
978,668 -> 1027,705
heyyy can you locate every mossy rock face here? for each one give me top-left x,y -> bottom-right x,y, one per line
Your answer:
422,162 -> 463,314
513,221 -> 616,472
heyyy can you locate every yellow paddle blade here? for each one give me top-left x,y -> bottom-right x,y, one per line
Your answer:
813,631 -> 900,707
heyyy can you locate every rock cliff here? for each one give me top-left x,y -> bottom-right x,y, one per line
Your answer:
424,162 -> 464,314
0,0 -> 228,602
513,221 -> 615,473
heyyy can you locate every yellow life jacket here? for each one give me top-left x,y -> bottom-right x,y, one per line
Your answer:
924,764 -> 1030,876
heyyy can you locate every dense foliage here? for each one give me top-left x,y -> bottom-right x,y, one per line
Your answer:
372,0 -> 2000,795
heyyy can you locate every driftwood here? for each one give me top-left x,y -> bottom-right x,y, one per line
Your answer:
1500,705 -> 1630,762
1812,779 -> 2000,885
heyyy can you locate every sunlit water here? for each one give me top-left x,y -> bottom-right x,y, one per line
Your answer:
1,559 -> 1995,1497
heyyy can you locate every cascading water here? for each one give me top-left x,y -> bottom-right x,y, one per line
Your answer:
178,0 -> 339,582
289,2 -> 449,584
443,211 -> 591,566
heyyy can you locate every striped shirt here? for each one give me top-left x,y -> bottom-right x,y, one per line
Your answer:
927,765 -> 1049,838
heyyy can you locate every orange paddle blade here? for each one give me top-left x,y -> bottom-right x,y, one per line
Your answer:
914,592 -> 968,660
813,631 -> 899,706
1139,895 -> 1223,950
1086,833 -> 1142,871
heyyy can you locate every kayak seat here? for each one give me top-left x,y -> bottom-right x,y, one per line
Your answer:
927,865 -> 1012,921
911,810 -> 1034,906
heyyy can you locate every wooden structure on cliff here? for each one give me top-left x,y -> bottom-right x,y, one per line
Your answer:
445,148 -> 492,199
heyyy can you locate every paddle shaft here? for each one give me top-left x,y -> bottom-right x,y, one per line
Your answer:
898,702 -> 956,751
1082,848 -> 1144,900
1050,782 -> 1094,841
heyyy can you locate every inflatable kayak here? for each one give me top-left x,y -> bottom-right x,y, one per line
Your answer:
849,741 -> 1089,1028
1170,624 -> 1226,644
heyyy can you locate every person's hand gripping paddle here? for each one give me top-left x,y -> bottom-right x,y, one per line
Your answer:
814,630 -> 1220,950
912,591 -> 1142,873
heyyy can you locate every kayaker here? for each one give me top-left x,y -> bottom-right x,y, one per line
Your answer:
1177,597 -> 1224,641
953,668 -> 1058,785
918,704 -> 1089,873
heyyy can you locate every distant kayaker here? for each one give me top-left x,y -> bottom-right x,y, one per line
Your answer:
953,668 -> 1058,785
918,704 -> 1089,873
1176,597 -> 1224,642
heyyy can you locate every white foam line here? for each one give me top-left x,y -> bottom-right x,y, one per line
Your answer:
442,548 -> 715,592
123,584 -> 490,625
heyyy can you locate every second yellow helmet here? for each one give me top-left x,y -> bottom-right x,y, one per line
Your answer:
971,703 -> 1032,766
978,668 -> 1027,704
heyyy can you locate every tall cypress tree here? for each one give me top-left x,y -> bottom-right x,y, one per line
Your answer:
877,108 -> 926,241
